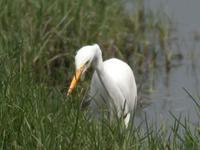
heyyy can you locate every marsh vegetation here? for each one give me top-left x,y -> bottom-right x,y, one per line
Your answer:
0,0 -> 199,149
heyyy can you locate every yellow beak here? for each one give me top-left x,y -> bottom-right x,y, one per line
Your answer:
67,66 -> 84,96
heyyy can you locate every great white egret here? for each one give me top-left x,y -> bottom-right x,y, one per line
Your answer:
67,44 -> 137,127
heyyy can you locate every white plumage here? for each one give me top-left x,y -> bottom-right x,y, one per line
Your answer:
67,44 -> 137,127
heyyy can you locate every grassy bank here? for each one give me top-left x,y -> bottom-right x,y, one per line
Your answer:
0,63 -> 199,149
0,0 -> 199,149
0,65 -> 199,149
0,0 -> 172,84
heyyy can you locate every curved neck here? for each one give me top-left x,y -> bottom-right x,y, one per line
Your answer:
92,45 -> 103,72
92,47 -> 126,117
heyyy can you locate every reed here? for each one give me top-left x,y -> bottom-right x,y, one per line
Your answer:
0,0 -> 198,149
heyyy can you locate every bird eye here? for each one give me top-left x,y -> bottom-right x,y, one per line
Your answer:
85,60 -> 90,65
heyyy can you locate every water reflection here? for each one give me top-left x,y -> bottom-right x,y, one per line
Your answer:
136,56 -> 200,128
124,0 -> 200,128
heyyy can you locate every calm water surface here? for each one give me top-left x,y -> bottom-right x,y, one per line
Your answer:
125,0 -> 200,128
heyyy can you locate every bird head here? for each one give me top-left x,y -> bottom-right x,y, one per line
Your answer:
67,44 -> 100,96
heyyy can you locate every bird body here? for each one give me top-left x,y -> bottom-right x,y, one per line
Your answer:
89,59 -> 137,123
67,44 -> 137,127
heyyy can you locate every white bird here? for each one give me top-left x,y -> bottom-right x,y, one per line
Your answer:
67,44 -> 137,127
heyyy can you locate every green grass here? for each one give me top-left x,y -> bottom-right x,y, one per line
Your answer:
0,0 -> 199,149
0,0 -> 173,83
0,66 -> 199,149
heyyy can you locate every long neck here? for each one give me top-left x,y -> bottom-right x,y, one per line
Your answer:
92,47 -> 126,118
92,47 -> 113,100
92,46 -> 110,96
92,45 -> 103,73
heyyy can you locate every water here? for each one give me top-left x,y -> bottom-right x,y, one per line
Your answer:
125,0 -> 200,128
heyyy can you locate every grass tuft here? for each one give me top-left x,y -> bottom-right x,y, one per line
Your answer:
0,0 -> 199,149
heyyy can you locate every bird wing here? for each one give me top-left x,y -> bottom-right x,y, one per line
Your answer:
88,58 -> 137,114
